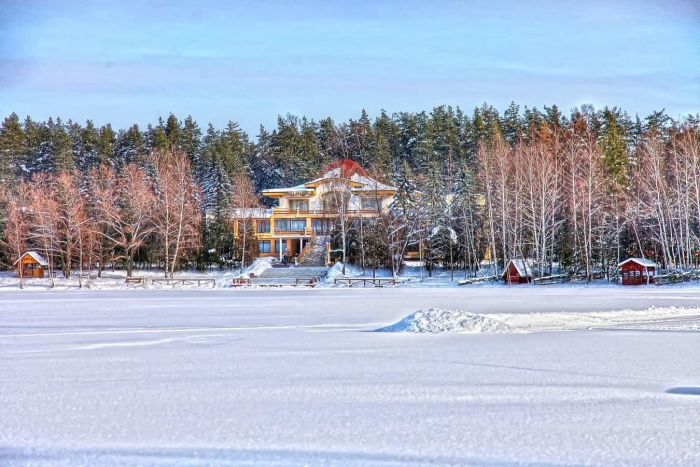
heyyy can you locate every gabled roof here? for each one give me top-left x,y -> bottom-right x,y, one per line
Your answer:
261,184 -> 314,197
13,251 -> 49,266
502,258 -> 534,278
264,159 -> 397,195
618,257 -> 656,268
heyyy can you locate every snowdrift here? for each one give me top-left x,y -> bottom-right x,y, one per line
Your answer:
377,308 -> 513,334
238,257 -> 273,279
377,306 -> 700,334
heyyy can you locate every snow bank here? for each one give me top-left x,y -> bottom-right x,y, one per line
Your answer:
377,306 -> 700,334
377,308 -> 513,334
324,261 -> 363,283
238,257 -> 273,279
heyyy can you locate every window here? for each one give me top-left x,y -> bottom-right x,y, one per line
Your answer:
256,220 -> 270,233
259,241 -> 271,253
361,197 -> 382,210
289,199 -> 309,211
275,219 -> 307,231
322,191 -> 349,211
312,219 -> 334,234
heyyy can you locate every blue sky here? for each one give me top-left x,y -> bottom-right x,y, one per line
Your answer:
1,0 -> 697,134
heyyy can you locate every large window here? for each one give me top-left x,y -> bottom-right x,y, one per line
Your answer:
275,219 -> 307,232
312,219 -> 334,234
288,199 -> 309,211
256,220 -> 270,233
259,241 -> 271,253
361,197 -> 382,210
322,191 -> 349,211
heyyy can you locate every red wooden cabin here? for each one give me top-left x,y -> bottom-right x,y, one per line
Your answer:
13,251 -> 49,278
618,258 -> 656,285
502,259 -> 533,284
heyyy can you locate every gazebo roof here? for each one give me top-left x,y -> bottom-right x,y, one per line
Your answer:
13,251 -> 49,266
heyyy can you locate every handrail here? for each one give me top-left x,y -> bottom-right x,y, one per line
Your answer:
272,208 -> 381,216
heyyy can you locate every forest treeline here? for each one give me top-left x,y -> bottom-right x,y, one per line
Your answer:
0,103 -> 698,284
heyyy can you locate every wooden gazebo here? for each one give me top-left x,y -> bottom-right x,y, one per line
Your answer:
13,251 -> 49,278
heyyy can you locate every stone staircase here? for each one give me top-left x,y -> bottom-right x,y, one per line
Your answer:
253,266 -> 329,286
297,235 -> 330,267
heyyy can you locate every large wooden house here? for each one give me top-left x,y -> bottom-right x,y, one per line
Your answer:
236,160 -> 396,262
13,251 -> 49,278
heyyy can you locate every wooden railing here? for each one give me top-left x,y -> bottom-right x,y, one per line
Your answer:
272,208 -> 381,216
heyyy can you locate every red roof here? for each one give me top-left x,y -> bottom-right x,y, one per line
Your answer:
320,159 -> 368,179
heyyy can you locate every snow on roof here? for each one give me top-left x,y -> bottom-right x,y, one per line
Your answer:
618,257 -> 656,268
13,251 -> 49,266
349,173 -> 396,192
502,258 -> 534,278
264,171 -> 396,194
261,185 -> 313,194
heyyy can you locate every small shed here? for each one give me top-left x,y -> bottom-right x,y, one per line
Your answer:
13,251 -> 49,278
502,259 -> 533,284
618,258 -> 656,285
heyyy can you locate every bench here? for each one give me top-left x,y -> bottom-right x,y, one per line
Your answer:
334,278 -> 396,287
151,278 -> 216,287
232,278 -> 252,287
125,277 -> 144,285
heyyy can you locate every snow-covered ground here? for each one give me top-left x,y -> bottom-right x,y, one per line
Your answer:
1,288 -> 699,466
5,262 -> 700,292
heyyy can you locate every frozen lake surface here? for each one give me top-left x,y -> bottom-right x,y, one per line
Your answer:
1,288 -> 699,466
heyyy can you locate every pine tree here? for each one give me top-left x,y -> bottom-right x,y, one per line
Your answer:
97,124 -> 116,167
600,108 -> 631,189
180,116 -> 203,169
453,164 -> 482,276
114,124 -> 145,168
420,162 -> 449,277
48,117 -> 74,172
78,120 -> 100,171
0,112 -> 26,185
390,160 -> 418,219
165,113 -> 181,150
502,101 -> 523,147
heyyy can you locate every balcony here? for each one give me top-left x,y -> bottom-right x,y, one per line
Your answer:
272,207 -> 381,217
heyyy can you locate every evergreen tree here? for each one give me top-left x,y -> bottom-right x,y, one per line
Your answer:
502,101 -> 523,147
97,124 -> 116,167
114,124 -> 145,168
78,120 -> 100,171
420,162 -> 449,276
165,113 -> 181,150
47,117 -> 74,172
0,112 -> 26,184
600,108 -> 631,189
180,116 -> 203,170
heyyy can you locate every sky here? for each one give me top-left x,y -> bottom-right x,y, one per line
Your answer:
0,0 -> 697,134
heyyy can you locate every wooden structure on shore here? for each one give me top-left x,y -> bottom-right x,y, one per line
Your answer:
13,251 -> 49,278
618,258 -> 656,285
501,259 -> 533,284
